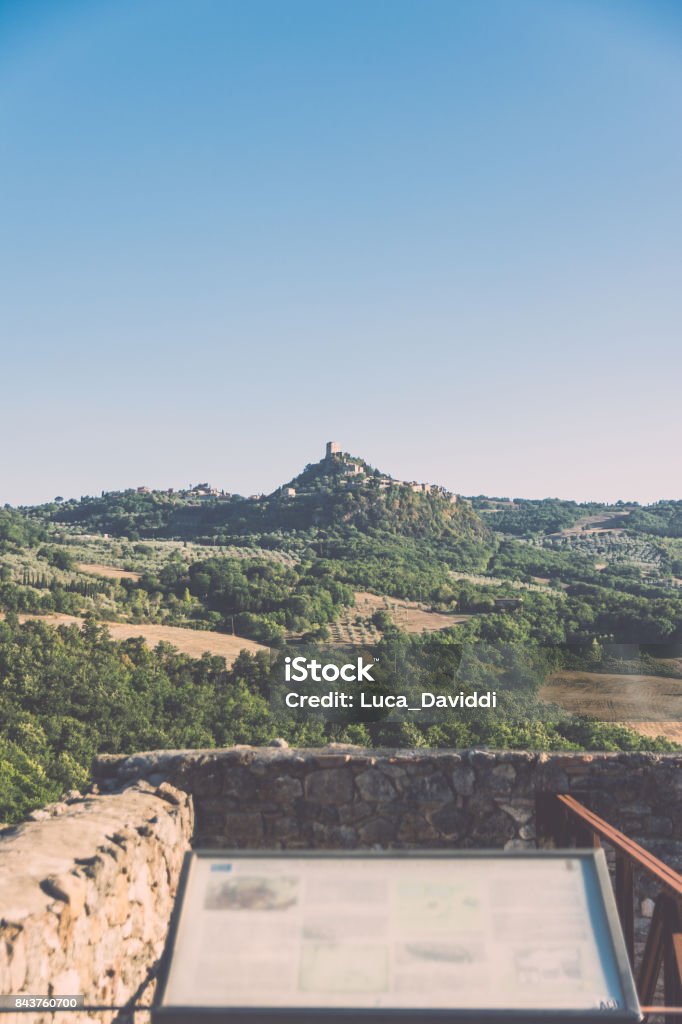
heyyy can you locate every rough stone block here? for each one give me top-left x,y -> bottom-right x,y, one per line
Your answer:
357,817 -> 397,845
451,766 -> 476,796
355,770 -> 396,803
408,773 -> 452,806
304,768 -> 354,804
221,811 -> 265,846
397,813 -> 438,843
41,873 -> 86,916
429,803 -> 470,839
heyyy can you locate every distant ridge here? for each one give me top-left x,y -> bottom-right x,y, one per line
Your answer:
30,441 -> 490,544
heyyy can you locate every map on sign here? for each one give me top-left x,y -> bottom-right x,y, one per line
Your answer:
155,851 -> 640,1022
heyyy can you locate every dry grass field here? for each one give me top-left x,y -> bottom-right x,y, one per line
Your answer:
353,591 -> 471,633
297,592 -> 471,646
8,613 -> 265,665
76,562 -> 142,582
320,592 -> 470,645
546,511 -> 632,538
539,670 -> 682,742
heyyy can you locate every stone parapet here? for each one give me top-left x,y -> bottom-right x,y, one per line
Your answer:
0,783 -> 193,1023
93,746 -> 682,854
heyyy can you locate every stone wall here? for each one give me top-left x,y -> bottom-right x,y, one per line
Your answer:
0,782 -> 193,1024
3,746 -> 682,1019
93,746 -> 682,865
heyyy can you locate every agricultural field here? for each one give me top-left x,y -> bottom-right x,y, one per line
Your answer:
2,535 -> 296,595
59,534 -> 298,573
539,530 -> 669,579
545,510 -> 633,538
3,612 -> 266,664
0,535 -> 304,626
76,562 -> 141,581
322,591 -> 472,645
539,670 -> 682,743
0,545 -> 124,617
449,570 -> 555,593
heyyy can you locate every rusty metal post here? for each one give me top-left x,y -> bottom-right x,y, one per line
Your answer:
616,852 -> 635,967
639,894 -> 666,1006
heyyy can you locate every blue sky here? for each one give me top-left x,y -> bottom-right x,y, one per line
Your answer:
1,0 -> 680,505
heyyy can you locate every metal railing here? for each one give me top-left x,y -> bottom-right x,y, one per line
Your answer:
549,792 -> 682,1022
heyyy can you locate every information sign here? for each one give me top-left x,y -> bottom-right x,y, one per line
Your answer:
153,849 -> 641,1023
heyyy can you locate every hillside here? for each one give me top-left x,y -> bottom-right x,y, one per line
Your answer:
277,448 -> 488,541
3,444 -> 682,822
29,444 -> 489,547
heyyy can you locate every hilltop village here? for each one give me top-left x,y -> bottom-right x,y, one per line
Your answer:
116,442 -> 460,507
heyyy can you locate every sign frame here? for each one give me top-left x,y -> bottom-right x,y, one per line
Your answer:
152,848 -> 642,1024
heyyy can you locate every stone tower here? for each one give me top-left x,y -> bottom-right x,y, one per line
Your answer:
325,441 -> 341,458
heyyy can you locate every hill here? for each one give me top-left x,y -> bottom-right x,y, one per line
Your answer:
276,447 -> 488,540
3,443 -> 682,822
28,444 -> 489,547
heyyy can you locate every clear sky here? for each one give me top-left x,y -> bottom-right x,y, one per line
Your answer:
1,0 -> 681,506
